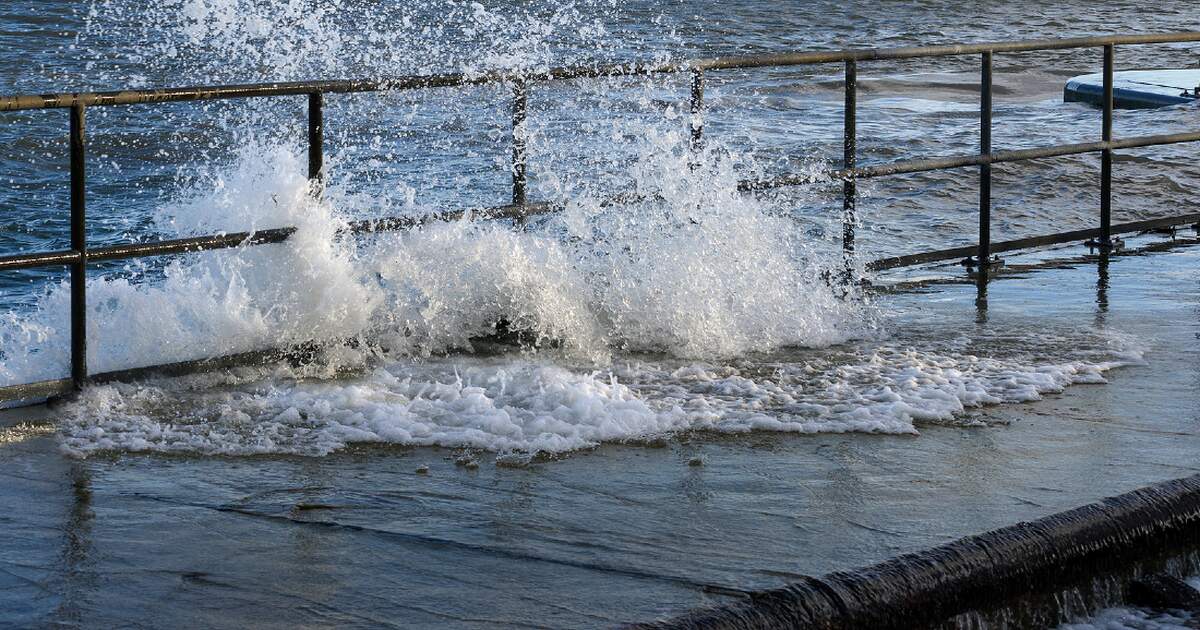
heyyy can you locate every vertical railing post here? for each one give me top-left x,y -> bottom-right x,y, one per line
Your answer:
843,59 -> 857,260
1099,43 -> 1114,247
69,104 -> 87,391
690,67 -> 705,155
511,78 -> 528,208
308,92 -> 324,195
978,51 -> 993,279
1086,44 -> 1116,251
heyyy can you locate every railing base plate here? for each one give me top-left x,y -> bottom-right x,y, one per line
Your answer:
1086,237 -> 1126,252
961,255 -> 1004,269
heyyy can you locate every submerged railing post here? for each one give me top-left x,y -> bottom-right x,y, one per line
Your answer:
978,51 -> 993,279
690,67 -> 705,155
511,79 -> 528,208
69,104 -> 87,390
843,60 -> 857,261
308,92 -> 324,195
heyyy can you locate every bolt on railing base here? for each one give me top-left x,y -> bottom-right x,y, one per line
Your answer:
1086,237 -> 1126,251
960,255 -> 1004,269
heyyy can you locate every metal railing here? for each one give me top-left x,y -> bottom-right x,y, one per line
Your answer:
1,32 -> 1199,403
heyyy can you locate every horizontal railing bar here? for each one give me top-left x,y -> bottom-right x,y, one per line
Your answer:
0,68 -> 683,112
741,131 -> 1200,190
0,347 -> 299,407
0,230 -> 295,271
0,249 -> 82,271
2,32 -> 1197,112
692,32 -> 1200,71
0,202 -> 554,271
343,201 -> 554,234
0,76 -> 472,112
90,229 -> 295,262
0,378 -> 72,406
868,212 -> 1200,271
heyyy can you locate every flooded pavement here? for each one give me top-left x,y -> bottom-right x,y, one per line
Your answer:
4,238 -> 1200,628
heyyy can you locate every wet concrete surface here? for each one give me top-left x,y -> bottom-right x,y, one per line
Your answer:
3,242 -> 1200,628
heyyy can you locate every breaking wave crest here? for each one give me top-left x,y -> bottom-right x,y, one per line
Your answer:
1,133 -> 862,387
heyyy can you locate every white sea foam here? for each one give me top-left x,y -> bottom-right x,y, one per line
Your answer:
1059,577 -> 1200,630
1060,608 -> 1197,630
55,336 -> 1144,458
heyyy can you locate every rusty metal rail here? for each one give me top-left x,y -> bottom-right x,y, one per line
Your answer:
1,31 -> 1199,401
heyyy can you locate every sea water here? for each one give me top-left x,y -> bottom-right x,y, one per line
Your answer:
1,2 -> 1200,626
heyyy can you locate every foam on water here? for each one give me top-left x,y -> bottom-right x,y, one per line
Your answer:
55,333 -> 1144,457
1059,577 -> 1200,630
1061,609 -> 1198,630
